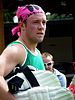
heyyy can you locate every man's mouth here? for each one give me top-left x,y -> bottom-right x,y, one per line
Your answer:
37,32 -> 43,34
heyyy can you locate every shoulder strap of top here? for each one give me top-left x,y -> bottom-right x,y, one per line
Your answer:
8,41 -> 28,67
8,41 -> 26,48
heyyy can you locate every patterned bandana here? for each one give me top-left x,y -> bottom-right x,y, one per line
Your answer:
11,4 -> 45,36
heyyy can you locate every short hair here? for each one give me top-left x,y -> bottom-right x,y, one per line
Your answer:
42,52 -> 53,60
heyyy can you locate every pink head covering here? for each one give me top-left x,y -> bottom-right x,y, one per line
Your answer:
11,4 -> 45,36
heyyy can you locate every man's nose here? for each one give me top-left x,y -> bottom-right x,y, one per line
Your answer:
38,23 -> 44,29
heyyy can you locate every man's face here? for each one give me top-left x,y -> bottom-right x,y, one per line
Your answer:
42,55 -> 54,72
25,13 -> 47,43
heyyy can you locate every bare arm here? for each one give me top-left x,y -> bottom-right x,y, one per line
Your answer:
0,45 -> 26,100
0,76 -> 16,100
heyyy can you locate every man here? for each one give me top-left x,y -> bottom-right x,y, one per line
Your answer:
0,4 -> 47,100
42,52 -> 67,88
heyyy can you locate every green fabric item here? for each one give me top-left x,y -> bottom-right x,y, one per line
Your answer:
8,41 -> 45,70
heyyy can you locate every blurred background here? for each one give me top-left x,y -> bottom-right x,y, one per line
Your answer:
0,0 -> 75,86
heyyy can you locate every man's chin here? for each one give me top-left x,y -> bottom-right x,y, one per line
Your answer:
38,38 -> 44,43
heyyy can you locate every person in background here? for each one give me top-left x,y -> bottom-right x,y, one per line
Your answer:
0,4 -> 47,100
42,52 -> 67,88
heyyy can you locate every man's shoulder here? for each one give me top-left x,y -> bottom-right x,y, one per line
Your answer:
6,41 -> 26,57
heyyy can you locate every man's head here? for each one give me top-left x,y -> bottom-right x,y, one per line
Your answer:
16,4 -> 45,22
12,4 -> 46,41
42,52 -> 54,71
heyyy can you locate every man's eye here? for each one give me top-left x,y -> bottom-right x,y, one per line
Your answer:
33,21 -> 38,23
42,21 -> 46,24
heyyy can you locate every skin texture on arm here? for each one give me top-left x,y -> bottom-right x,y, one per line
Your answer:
0,44 -> 26,100
0,83 -> 16,100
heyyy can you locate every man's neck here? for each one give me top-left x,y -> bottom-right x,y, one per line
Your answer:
18,37 -> 37,53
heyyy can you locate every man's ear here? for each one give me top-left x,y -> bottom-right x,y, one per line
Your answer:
19,22 -> 26,31
19,21 -> 24,27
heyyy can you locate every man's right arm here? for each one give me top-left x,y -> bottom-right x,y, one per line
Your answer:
0,75 -> 16,100
0,43 -> 26,100
0,46 -> 21,100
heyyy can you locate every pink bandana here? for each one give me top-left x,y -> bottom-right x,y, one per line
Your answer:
11,4 -> 45,36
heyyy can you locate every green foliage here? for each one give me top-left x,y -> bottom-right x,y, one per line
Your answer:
46,13 -> 74,21
3,9 -> 74,23
3,9 -> 16,23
